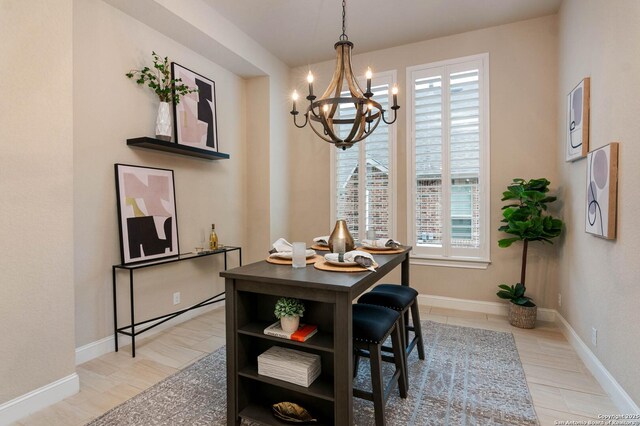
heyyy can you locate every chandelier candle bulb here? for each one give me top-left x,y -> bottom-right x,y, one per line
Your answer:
307,71 -> 314,97
291,90 -> 299,114
392,85 -> 398,108
365,67 -> 373,97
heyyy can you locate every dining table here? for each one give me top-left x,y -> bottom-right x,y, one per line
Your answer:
220,246 -> 412,425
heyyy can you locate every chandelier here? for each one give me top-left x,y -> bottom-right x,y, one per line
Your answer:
290,0 -> 399,150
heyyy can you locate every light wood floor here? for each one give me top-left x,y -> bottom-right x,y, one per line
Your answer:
14,305 -> 618,426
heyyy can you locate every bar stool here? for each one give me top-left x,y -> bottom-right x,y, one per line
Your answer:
358,284 -> 425,375
352,303 -> 407,426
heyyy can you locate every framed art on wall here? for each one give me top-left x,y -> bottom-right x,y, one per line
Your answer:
115,164 -> 180,264
171,63 -> 218,152
566,77 -> 590,162
585,142 -> 618,240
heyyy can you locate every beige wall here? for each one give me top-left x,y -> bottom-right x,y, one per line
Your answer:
73,0 -> 247,347
289,15 -> 560,307
0,0 -> 76,403
558,0 -> 640,405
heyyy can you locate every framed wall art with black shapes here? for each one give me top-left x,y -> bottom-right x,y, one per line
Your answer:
115,164 -> 180,264
566,77 -> 590,162
171,63 -> 219,152
585,142 -> 618,240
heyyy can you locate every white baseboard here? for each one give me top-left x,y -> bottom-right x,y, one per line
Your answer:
75,302 -> 225,365
417,294 -> 556,322
555,313 -> 640,415
0,373 -> 79,426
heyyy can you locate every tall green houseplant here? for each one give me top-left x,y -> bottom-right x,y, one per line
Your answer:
498,178 -> 564,307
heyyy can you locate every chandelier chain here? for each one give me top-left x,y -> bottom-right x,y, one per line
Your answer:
340,0 -> 347,40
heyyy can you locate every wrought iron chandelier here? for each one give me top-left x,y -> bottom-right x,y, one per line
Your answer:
290,0 -> 399,150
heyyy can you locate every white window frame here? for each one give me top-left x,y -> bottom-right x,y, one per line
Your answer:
406,53 -> 490,269
330,70 -> 398,241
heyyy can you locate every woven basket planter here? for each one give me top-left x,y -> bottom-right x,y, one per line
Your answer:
508,302 -> 537,329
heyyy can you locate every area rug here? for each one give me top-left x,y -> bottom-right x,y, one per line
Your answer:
87,321 -> 538,425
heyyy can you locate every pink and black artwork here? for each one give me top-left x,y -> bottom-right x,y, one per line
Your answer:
171,63 -> 218,152
585,143 -> 618,239
115,164 -> 179,264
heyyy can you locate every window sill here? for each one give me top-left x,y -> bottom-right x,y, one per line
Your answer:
409,255 -> 491,270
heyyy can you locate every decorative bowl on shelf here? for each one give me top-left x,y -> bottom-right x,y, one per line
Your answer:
272,402 -> 318,424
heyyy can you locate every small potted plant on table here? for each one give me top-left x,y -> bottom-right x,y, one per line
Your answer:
274,298 -> 305,333
497,178 -> 564,329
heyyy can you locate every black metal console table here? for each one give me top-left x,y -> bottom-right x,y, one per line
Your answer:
112,246 -> 241,357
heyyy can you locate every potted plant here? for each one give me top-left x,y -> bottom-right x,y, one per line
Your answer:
274,297 -> 305,333
126,51 -> 198,141
497,178 -> 564,329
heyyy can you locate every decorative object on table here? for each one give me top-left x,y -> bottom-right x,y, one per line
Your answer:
497,178 -> 564,329
361,238 -> 401,250
257,346 -> 321,388
268,238 -> 316,260
324,250 -> 375,271
125,52 -> 199,141
292,242 -> 307,268
171,63 -> 218,152
274,297 -> 305,333
289,0 -> 399,151
328,220 -> 355,253
209,223 -> 218,250
272,402 -> 318,424
311,236 -> 330,251
366,229 -> 376,240
264,320 -> 318,342
114,164 -> 179,264
586,142 -> 619,239
566,77 -> 590,161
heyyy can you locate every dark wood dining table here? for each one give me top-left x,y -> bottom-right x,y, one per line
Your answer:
220,246 -> 411,425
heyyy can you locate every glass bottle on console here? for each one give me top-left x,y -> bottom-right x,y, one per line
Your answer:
209,224 -> 218,250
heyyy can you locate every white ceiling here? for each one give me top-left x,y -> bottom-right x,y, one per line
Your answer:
202,0 -> 562,68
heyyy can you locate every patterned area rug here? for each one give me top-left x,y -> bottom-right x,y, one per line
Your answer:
87,321 -> 538,425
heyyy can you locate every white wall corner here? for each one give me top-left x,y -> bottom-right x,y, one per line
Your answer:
555,313 -> 640,415
0,373 -> 79,425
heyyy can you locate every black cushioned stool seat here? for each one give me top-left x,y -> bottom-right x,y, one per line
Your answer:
352,304 -> 407,426
358,284 -> 425,392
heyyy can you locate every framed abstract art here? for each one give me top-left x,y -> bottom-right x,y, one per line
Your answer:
171,63 -> 219,152
585,142 -> 618,239
115,164 -> 180,264
566,77 -> 590,162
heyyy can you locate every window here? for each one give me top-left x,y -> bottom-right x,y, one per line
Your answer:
407,54 -> 490,266
331,71 -> 397,241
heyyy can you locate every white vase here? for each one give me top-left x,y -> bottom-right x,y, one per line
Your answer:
155,102 -> 172,141
280,315 -> 300,333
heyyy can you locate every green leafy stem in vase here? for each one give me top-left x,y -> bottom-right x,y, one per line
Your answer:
126,51 -> 198,103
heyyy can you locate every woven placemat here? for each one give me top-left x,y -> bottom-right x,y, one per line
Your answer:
311,244 -> 330,251
266,254 -> 323,265
313,260 -> 378,273
359,247 -> 405,255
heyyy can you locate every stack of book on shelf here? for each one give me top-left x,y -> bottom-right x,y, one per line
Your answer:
257,346 -> 321,387
263,321 -> 318,342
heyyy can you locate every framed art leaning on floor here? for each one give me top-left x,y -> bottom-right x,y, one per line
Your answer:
171,62 -> 219,152
114,164 -> 180,264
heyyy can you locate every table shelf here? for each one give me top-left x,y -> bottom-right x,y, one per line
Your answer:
239,365 -> 334,402
238,321 -> 334,353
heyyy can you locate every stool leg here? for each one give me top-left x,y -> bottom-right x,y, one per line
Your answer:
391,323 -> 408,398
353,352 -> 360,378
410,301 -> 425,360
369,343 -> 386,426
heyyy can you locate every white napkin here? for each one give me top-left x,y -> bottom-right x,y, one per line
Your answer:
324,250 -> 376,271
313,236 -> 330,246
362,238 -> 402,249
269,238 -> 315,259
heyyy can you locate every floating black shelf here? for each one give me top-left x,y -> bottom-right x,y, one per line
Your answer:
127,137 -> 230,160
